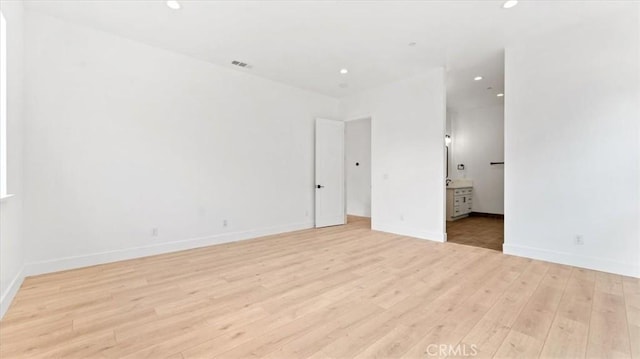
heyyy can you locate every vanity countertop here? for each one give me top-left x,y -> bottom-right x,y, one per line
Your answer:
447,185 -> 472,189
446,179 -> 473,189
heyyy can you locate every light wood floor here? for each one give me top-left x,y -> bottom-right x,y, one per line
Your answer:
447,216 -> 504,252
1,217 -> 638,358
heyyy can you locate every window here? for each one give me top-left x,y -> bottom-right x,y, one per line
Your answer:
1,11 -> 9,198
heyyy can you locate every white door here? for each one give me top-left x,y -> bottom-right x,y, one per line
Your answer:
315,118 -> 346,227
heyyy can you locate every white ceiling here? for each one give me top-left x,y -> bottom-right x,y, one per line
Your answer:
25,0 -> 633,109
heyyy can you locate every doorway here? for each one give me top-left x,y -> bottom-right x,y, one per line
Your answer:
345,118 -> 371,227
444,104 -> 505,251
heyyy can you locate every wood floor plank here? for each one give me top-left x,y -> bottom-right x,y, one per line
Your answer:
454,259 -> 550,358
494,263 -> 572,358
447,216 -> 504,251
586,272 -> 633,358
343,251 -> 506,358
0,217 -> 636,359
540,268 -> 596,358
623,276 -> 640,359
401,255 -> 526,358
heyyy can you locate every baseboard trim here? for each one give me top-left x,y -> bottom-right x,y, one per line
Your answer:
503,243 -> 639,278
373,221 -> 445,243
25,221 -> 314,277
1,266 -> 25,319
470,212 -> 504,219
346,210 -> 371,218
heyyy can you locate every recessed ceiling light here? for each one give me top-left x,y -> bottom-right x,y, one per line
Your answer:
408,42 -> 417,47
503,0 -> 518,9
497,93 -> 504,97
166,0 -> 181,10
474,76 -> 483,81
340,68 -> 348,75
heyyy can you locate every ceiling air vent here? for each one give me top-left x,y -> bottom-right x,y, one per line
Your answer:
231,60 -> 252,69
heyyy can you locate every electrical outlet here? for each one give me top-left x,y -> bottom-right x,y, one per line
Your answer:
152,228 -> 159,237
305,210 -> 309,217
574,235 -> 584,245
223,220 -> 228,227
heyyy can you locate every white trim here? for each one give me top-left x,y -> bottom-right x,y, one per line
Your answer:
373,221 -> 445,243
347,210 -> 371,218
0,266 -> 25,319
0,193 -> 14,201
25,221 -> 313,277
504,243 -> 640,278
344,116 -> 373,122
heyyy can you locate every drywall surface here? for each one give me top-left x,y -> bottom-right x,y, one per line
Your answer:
504,8 -> 640,277
450,105 -> 504,214
342,69 -> 446,241
23,13 -> 340,274
345,118 -> 371,217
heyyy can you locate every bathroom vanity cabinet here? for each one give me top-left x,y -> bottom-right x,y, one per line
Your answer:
446,187 -> 473,221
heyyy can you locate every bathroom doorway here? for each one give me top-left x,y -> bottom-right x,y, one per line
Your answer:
444,56 -> 505,251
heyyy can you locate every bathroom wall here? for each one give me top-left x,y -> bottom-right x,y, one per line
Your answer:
449,105 -> 504,215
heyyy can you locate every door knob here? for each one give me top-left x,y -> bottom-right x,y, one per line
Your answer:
316,184 -> 324,189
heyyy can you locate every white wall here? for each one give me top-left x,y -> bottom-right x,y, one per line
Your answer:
345,118 -> 371,217
342,69 -> 446,241
22,13 -> 340,274
504,8 -> 640,277
450,105 -> 504,214
0,0 -> 26,318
